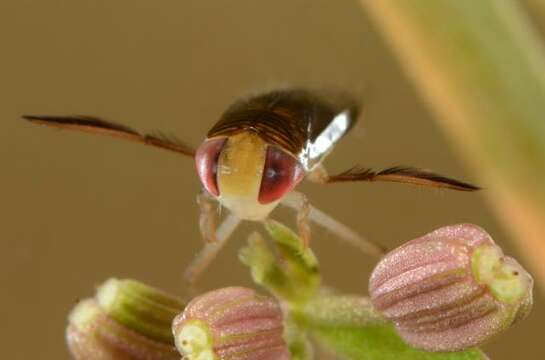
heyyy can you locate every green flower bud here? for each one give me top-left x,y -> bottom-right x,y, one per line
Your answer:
66,278 -> 184,359
66,299 -> 179,360
97,278 -> 184,343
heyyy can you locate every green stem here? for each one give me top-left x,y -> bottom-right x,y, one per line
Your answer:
298,293 -> 384,329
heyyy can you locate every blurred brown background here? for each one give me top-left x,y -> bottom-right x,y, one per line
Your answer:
1,1 -> 542,359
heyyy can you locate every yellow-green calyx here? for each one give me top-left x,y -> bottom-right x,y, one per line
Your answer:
472,245 -> 528,304
66,299 -> 180,359
96,278 -> 185,344
175,319 -> 217,360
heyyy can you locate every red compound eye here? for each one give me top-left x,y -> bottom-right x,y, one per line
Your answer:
195,137 -> 227,196
258,146 -> 304,204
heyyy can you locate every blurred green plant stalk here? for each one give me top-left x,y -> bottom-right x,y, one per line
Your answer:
527,0 -> 545,31
360,0 -> 545,291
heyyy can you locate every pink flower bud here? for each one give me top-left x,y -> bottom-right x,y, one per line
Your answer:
369,224 -> 533,352
172,287 -> 289,360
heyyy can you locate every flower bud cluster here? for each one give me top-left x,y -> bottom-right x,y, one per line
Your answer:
66,222 -> 533,359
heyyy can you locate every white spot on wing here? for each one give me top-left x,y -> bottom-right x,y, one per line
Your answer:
300,111 -> 350,170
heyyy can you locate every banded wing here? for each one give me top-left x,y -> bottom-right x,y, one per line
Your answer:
22,115 -> 196,157
326,166 -> 479,191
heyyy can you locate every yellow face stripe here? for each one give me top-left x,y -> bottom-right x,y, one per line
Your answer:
216,132 -> 280,221
217,132 -> 267,200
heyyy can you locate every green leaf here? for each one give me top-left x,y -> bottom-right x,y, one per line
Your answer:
264,220 -> 319,275
239,221 -> 320,306
239,232 -> 294,300
265,220 -> 320,303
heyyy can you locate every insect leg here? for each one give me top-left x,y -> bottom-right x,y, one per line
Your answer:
197,191 -> 219,243
281,191 -> 385,257
183,213 -> 241,286
293,192 -> 311,248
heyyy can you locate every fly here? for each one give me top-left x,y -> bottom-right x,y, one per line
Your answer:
23,88 -> 479,284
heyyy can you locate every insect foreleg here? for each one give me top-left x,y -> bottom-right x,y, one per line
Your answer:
183,213 -> 241,286
281,191 -> 385,257
292,192 -> 311,248
197,191 -> 220,243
